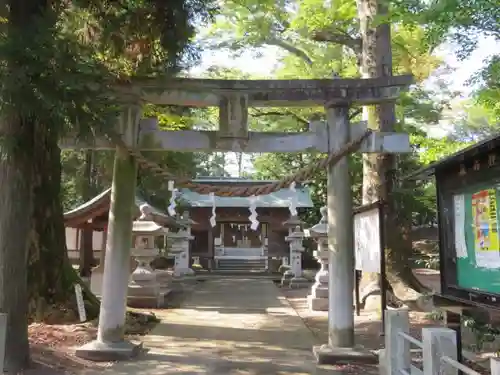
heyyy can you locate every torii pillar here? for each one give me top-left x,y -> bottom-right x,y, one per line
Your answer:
313,106 -> 374,364
76,106 -> 142,360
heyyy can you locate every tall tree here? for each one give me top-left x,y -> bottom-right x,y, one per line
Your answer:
0,2 -> 56,371
355,0 -> 423,307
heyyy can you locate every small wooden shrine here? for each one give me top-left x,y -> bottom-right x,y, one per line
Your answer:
178,177 -> 314,271
64,188 -> 180,276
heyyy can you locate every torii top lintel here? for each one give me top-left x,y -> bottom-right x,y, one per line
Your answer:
119,75 -> 413,107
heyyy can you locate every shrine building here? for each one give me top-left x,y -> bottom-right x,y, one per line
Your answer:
180,177 -> 313,271
63,177 -> 313,274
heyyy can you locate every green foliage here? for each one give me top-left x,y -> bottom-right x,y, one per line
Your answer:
70,0 -> 218,73
0,13 -> 119,150
473,56 -> 500,122
45,0 -> 219,210
463,315 -> 500,351
393,0 -> 499,55
411,133 -> 472,165
393,0 -> 499,124
450,100 -> 499,141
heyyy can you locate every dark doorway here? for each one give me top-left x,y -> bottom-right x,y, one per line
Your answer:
191,229 -> 209,267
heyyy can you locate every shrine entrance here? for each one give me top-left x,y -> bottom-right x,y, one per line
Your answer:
180,177 -> 314,272
63,74 -> 413,363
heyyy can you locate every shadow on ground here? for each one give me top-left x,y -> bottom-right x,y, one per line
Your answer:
81,278 -> 379,375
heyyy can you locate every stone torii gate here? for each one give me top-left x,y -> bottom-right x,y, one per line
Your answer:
70,75 -> 412,361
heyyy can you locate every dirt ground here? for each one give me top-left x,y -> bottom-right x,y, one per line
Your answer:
279,286 -> 437,350
25,304 -> 168,375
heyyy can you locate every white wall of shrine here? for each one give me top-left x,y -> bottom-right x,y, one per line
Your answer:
65,227 -> 104,262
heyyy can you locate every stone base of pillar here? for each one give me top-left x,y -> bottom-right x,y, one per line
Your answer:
290,276 -> 309,288
307,295 -> 328,311
310,283 -> 328,298
308,280 -> 329,310
127,284 -> 171,308
75,339 -> 142,361
312,344 -> 377,365
154,269 -> 173,286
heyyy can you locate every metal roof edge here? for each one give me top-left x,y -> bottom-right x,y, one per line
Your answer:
404,133 -> 500,181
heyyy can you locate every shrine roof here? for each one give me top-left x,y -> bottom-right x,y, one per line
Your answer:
64,188 -> 181,228
406,134 -> 500,181
179,179 -> 313,208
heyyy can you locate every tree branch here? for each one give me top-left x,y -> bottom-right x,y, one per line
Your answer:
349,108 -> 362,120
311,30 -> 362,56
265,37 -> 313,65
252,109 -> 310,125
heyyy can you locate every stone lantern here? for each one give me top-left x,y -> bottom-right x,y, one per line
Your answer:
280,216 -> 303,273
304,206 -> 328,311
285,226 -> 307,288
168,210 -> 197,277
127,220 -> 170,308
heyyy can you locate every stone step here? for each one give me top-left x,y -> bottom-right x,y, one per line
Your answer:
216,257 -> 267,272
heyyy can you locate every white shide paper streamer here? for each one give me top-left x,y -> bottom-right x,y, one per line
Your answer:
167,180 -> 178,217
209,192 -> 217,227
288,181 -> 298,217
249,195 -> 259,230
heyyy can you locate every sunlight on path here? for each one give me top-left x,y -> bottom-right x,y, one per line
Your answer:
84,278 -> 330,375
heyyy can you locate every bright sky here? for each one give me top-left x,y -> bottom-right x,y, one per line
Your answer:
189,34 -> 500,176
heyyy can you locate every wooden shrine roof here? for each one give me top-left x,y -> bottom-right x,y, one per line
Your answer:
64,188 -> 182,229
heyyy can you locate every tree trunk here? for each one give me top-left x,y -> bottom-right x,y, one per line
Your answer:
80,150 -> 96,277
0,0 -> 54,372
0,115 -> 34,373
356,0 -> 424,307
28,123 -> 100,320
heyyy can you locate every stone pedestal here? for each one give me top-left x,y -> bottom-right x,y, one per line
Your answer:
305,207 -> 329,311
128,246 -> 170,308
90,257 -> 137,298
307,247 -> 329,310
